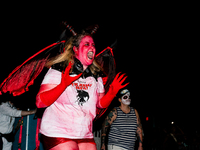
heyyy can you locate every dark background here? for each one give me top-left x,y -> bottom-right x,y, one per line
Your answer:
0,2 -> 198,146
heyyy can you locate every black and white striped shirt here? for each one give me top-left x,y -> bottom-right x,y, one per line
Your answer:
108,107 -> 137,150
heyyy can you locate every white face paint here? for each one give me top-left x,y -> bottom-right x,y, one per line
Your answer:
121,92 -> 131,105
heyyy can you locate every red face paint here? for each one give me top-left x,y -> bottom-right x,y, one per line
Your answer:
75,36 -> 96,70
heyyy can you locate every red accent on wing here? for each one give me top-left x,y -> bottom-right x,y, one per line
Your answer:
96,46 -> 114,57
94,46 -> 116,121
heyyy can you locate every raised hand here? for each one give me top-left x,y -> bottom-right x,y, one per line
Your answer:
109,72 -> 129,95
99,72 -> 129,108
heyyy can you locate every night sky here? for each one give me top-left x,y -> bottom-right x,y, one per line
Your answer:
1,3 -> 198,133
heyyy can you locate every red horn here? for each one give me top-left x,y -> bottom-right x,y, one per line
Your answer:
91,25 -> 99,35
62,21 -> 77,36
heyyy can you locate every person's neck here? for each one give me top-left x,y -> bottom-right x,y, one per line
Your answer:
83,65 -> 88,71
74,57 -> 88,72
119,104 -> 130,114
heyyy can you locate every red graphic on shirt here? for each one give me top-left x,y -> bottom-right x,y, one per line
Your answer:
72,83 -> 92,90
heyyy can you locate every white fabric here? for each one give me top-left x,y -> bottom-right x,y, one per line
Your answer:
0,102 -> 21,134
2,137 -> 12,150
40,68 -> 105,139
108,145 -> 128,150
0,102 -> 22,150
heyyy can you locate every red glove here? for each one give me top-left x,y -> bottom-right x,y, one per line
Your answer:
38,62 -> 82,107
99,73 -> 129,108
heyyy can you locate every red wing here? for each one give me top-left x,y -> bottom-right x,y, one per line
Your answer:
94,47 -> 116,121
0,41 -> 116,121
0,41 -> 65,96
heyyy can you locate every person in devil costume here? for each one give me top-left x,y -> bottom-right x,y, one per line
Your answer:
35,25 -> 129,149
0,22 -> 128,150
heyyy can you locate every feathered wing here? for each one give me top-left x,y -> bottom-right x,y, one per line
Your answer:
0,41 -> 65,96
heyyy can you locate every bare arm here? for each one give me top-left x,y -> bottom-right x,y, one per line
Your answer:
0,103 -> 36,117
21,108 -> 37,116
101,108 -> 117,150
135,109 -> 143,149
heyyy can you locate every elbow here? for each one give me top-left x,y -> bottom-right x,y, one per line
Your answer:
35,84 -> 52,108
98,100 -> 107,109
36,94 -> 47,108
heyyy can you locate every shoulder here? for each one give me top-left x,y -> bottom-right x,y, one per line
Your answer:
0,102 -> 9,108
0,102 -> 21,117
133,108 -> 141,119
41,68 -> 62,85
105,108 -> 117,124
134,108 -> 138,113
44,68 -> 62,77
107,108 -> 117,119
111,107 -> 117,114
97,76 -> 103,82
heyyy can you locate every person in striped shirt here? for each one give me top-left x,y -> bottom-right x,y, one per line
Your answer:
101,89 -> 143,150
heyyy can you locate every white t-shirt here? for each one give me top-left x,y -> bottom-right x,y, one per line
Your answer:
40,68 -> 105,139
0,102 -> 22,134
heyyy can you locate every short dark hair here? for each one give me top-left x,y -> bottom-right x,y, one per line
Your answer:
117,89 -> 130,98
